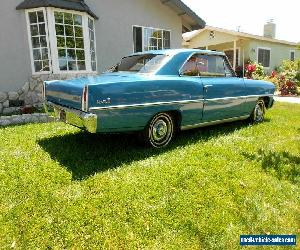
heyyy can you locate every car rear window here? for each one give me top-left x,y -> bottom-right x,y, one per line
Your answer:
115,54 -> 169,74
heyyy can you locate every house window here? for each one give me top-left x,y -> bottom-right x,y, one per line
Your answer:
133,26 -> 171,53
290,51 -> 295,61
26,8 -> 97,74
55,11 -> 86,71
257,48 -> 271,68
27,10 -> 50,72
88,18 -> 97,71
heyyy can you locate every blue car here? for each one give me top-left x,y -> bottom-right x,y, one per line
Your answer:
44,49 -> 275,148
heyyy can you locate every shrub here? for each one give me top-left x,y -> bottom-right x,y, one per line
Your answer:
244,59 -> 299,96
245,61 -> 265,79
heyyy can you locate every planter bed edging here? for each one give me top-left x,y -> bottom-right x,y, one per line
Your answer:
0,113 -> 52,127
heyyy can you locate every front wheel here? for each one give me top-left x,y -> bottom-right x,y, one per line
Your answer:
250,99 -> 266,123
141,113 -> 175,148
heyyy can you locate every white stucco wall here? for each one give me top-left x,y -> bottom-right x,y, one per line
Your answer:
86,0 -> 183,72
0,0 -> 32,92
0,0 -> 183,92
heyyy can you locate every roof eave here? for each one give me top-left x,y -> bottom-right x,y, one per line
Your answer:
161,0 -> 205,30
16,0 -> 99,20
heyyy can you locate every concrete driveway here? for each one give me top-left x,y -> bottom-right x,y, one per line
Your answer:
274,96 -> 300,104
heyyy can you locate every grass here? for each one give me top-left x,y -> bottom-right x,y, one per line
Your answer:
0,102 -> 299,249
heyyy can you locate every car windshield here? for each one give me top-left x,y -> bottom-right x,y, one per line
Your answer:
112,54 -> 169,74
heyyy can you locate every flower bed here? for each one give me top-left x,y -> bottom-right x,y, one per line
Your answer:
243,60 -> 300,96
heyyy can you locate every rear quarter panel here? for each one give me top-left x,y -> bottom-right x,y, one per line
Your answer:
88,76 -> 204,132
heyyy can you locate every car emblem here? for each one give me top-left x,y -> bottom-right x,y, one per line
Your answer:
97,98 -> 111,105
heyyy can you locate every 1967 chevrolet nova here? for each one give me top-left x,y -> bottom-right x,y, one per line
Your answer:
44,49 -> 275,148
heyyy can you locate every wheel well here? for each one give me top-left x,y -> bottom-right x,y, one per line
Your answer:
166,110 -> 182,130
260,96 -> 271,108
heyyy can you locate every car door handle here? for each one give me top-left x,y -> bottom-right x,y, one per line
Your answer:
204,85 -> 213,93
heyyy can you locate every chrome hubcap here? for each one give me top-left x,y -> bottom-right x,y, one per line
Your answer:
255,103 -> 264,122
152,120 -> 168,141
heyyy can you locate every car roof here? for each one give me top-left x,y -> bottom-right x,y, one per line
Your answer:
129,49 -> 225,57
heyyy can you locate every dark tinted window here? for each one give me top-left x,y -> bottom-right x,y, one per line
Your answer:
290,51 -> 295,61
258,48 -> 271,67
133,26 -> 143,53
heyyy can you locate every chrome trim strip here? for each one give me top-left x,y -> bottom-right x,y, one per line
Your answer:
89,99 -> 204,111
205,94 -> 273,102
181,115 -> 250,131
89,94 -> 274,111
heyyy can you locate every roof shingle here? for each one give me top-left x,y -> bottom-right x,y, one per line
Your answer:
16,0 -> 98,19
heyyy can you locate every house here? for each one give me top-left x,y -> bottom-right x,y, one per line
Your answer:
183,21 -> 299,73
0,0 -> 205,114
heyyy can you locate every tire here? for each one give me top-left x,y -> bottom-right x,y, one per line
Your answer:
250,99 -> 266,123
141,113 -> 175,148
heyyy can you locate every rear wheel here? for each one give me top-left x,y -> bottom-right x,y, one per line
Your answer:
141,113 -> 175,148
250,99 -> 266,123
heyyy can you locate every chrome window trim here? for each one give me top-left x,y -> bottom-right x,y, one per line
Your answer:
178,52 -> 235,77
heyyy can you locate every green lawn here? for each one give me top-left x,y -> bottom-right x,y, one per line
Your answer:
0,103 -> 299,249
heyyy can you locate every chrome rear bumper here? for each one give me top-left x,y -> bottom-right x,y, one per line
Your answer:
45,102 -> 97,133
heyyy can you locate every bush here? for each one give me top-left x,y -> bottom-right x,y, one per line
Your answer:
244,59 -> 300,96
278,60 -> 300,85
245,61 -> 265,79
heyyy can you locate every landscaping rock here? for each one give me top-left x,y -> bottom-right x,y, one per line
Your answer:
19,92 -> 25,101
3,100 -> 9,108
0,92 -> 8,102
0,118 -> 11,127
25,91 -> 35,105
8,91 -> 19,101
35,83 -> 43,93
40,115 -> 49,123
17,88 -> 23,95
0,113 -> 51,127
30,79 -> 38,91
3,107 -> 16,115
11,115 -> 24,125
22,82 -> 30,93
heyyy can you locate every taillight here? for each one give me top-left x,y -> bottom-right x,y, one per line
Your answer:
82,85 -> 88,111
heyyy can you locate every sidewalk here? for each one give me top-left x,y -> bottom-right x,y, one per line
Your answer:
274,96 -> 300,104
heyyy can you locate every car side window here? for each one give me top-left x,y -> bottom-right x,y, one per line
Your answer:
180,55 -> 201,76
223,57 -> 234,77
181,54 -> 234,78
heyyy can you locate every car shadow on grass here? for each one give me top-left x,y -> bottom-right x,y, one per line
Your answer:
38,120 -> 249,180
242,150 -> 300,184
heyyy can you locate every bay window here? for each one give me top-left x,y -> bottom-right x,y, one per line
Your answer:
26,8 -> 97,74
27,9 -> 50,73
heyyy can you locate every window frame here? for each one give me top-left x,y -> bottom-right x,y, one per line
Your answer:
132,25 -> 171,53
290,50 -> 295,61
257,47 -> 271,69
26,7 -> 97,75
25,7 -> 52,75
179,53 -> 236,78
